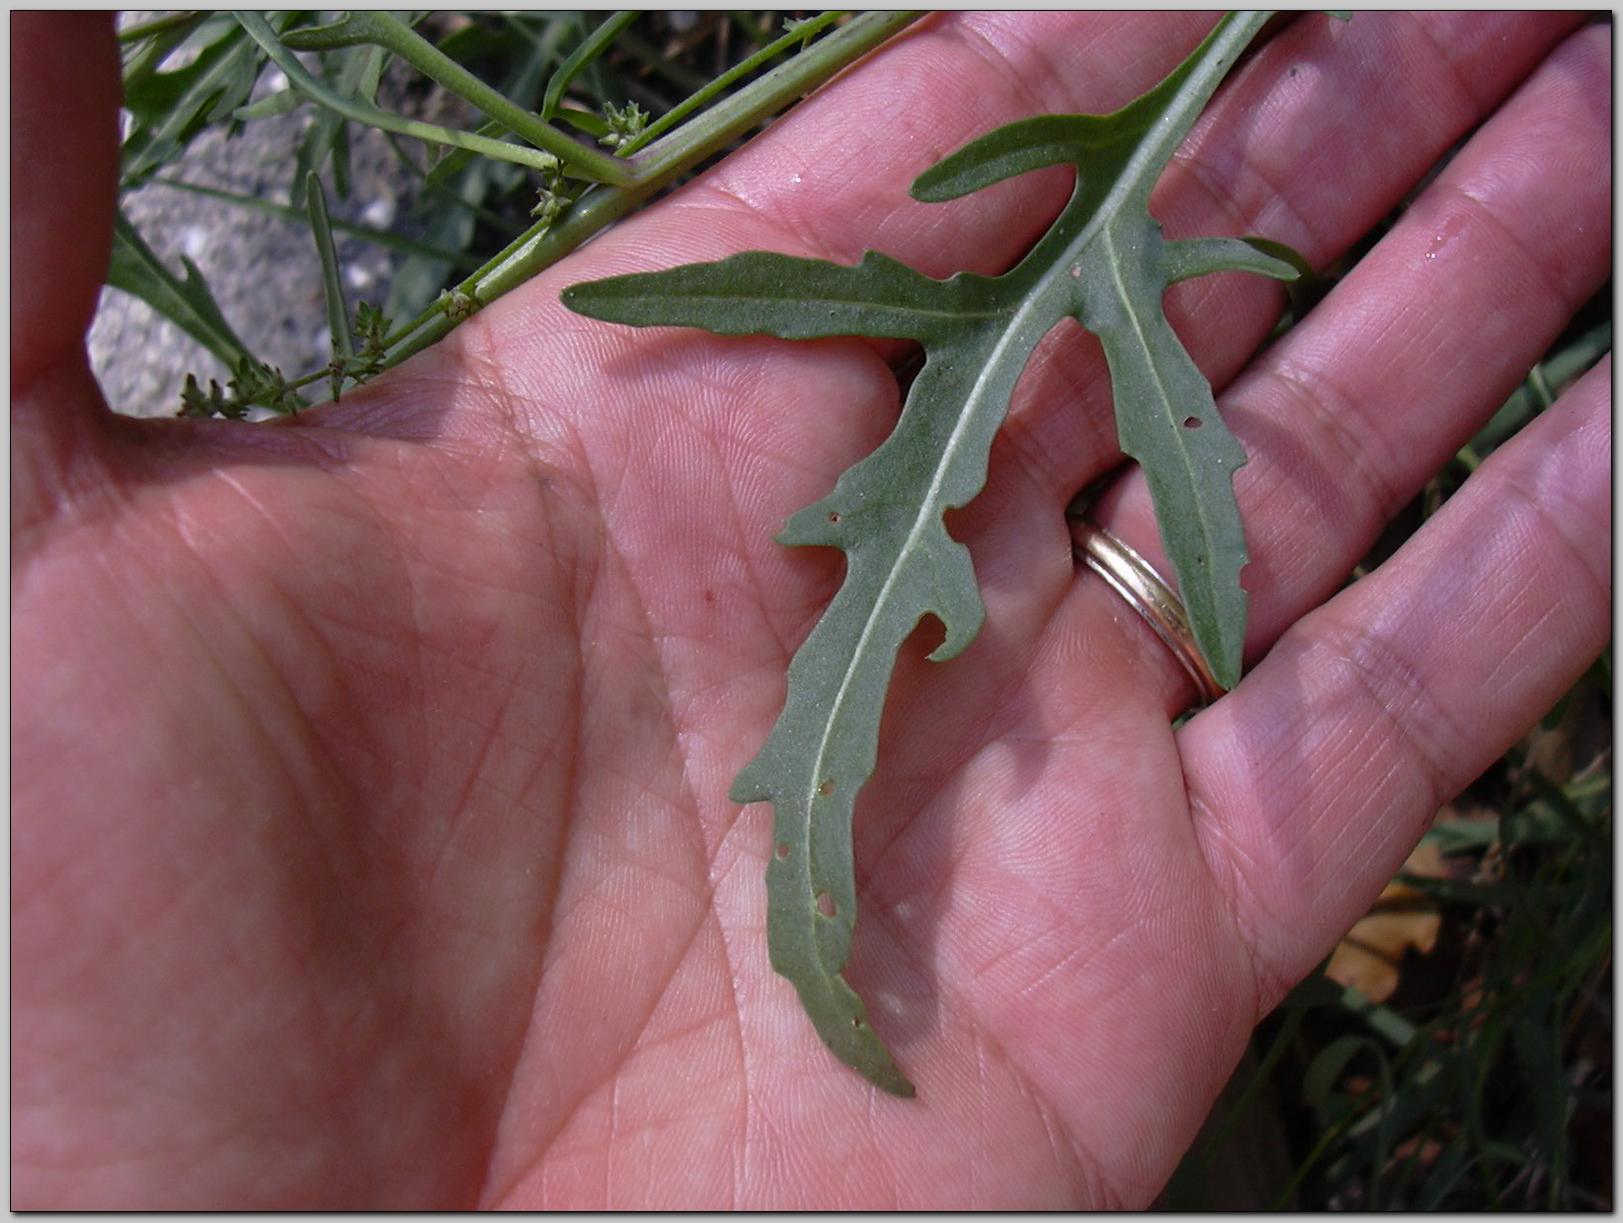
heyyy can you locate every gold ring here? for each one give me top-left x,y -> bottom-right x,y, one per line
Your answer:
1068,516 -> 1226,706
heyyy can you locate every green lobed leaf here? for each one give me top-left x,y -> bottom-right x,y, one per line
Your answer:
1162,235 -> 1305,285
564,11 -> 1297,1093
910,113 -> 1127,203
106,211 -> 253,370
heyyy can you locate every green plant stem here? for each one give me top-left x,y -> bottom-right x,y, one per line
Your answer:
381,177 -> 664,366
1527,363 -> 1555,410
620,9 -> 848,157
542,10 -> 639,121
630,9 -> 920,181
282,11 -> 637,186
234,12 -> 563,175
357,12 -> 636,187
376,9 -> 923,367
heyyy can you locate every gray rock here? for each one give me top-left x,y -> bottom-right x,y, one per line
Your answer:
90,31 -> 474,419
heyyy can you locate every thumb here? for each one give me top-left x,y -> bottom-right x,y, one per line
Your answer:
11,12 -> 121,521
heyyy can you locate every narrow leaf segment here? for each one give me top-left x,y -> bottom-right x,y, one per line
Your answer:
564,12 -> 1301,1094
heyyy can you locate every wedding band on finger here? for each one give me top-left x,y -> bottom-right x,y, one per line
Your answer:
1068,515 -> 1227,707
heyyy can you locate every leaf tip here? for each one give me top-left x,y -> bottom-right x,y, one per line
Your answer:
780,501 -> 845,549
878,1067 -> 917,1099
1197,612 -> 1245,695
559,278 -> 625,323
906,169 -> 953,205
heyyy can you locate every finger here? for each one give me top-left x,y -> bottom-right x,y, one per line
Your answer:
483,8 -> 1585,596
449,12 -> 1587,722
858,15 -> 1608,845
446,10 -> 1579,391
1075,21 -> 1611,716
354,14 -> 1231,436
963,9 -> 1590,522
1182,358 -> 1609,1003
11,13 -> 121,525
586,12 -> 1228,277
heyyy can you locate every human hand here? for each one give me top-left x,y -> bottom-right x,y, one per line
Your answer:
13,11 -> 1609,1209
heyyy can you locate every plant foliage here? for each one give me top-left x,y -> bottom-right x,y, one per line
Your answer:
564,12 -> 1302,1093
105,10 -> 920,417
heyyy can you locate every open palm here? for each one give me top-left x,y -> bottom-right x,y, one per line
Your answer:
13,12 -> 1610,1209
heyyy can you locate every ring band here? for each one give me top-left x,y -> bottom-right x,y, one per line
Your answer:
1068,516 -> 1226,706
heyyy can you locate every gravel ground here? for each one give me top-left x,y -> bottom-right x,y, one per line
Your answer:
89,51 -> 461,419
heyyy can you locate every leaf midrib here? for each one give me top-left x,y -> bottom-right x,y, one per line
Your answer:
614,285 -> 1005,326
1101,223 -> 1218,558
795,16 -> 1262,893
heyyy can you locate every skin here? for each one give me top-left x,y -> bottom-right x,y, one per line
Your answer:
11,10 -> 1610,1210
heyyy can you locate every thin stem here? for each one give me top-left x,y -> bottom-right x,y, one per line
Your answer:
284,12 -> 637,187
542,10 -> 639,121
370,10 -> 924,372
361,12 -> 636,185
628,10 -> 921,181
234,12 -> 562,175
1527,363 -> 1555,410
618,9 -> 847,157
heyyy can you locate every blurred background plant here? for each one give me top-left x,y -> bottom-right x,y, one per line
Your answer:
1164,292 -> 1612,1210
96,10 -> 917,417
92,11 -> 1610,1209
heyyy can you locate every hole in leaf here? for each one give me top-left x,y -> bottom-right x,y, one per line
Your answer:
816,891 -> 836,918
827,512 -> 841,524
851,1016 -> 863,1028
818,779 -> 834,797
1183,415 -> 1202,429
776,843 -> 790,860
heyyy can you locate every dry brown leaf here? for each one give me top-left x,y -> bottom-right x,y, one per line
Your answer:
1326,840 -> 1446,1002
